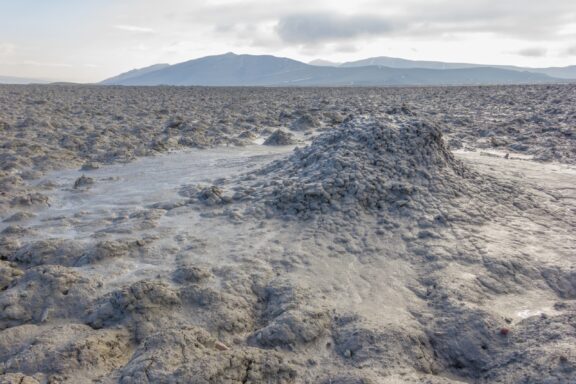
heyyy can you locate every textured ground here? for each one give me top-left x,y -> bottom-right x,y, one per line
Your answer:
0,84 -> 575,384
1,84 -> 575,216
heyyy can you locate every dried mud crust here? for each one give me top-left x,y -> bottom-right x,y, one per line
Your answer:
0,265 -> 102,330
0,85 -> 575,383
0,84 -> 575,215
118,326 -> 297,384
0,324 -> 131,383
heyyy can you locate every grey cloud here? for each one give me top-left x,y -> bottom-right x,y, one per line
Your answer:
335,43 -> 359,53
178,1 -> 576,50
516,47 -> 547,57
275,13 -> 395,44
403,0 -> 575,39
566,46 -> 576,56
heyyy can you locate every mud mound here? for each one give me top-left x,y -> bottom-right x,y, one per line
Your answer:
249,115 -> 525,220
0,261 -> 22,290
0,265 -> 100,330
290,114 -> 320,131
86,280 -> 181,341
263,129 -> 296,146
428,306 -> 576,383
119,326 -> 297,383
7,238 -> 146,267
0,324 -> 130,382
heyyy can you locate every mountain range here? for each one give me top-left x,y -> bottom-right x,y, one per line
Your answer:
100,53 -> 574,87
319,56 -> 576,79
2,53 -> 573,86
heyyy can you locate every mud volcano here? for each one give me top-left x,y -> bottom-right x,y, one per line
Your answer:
249,114 -> 527,223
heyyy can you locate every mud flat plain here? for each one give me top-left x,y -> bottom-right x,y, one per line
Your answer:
0,84 -> 575,383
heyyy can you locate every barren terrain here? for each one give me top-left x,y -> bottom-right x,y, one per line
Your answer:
0,84 -> 575,384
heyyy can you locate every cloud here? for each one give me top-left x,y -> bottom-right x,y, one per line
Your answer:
566,46 -> 576,56
516,47 -> 547,57
363,0 -> 576,40
335,43 -> 359,53
114,25 -> 155,33
557,22 -> 576,36
0,42 -> 15,56
185,1 -> 318,25
23,60 -> 73,68
162,1 -> 576,56
275,13 -> 395,45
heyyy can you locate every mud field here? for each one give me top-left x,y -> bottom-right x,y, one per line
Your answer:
0,84 -> 575,384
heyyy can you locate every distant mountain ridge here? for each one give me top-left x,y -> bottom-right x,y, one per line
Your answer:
341,57 -> 493,70
340,56 -> 576,79
100,64 -> 170,85
109,53 -> 312,86
100,52 -> 572,86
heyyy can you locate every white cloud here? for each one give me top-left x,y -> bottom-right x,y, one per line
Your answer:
0,42 -> 16,56
114,25 -> 155,33
23,60 -> 73,68
557,23 -> 576,36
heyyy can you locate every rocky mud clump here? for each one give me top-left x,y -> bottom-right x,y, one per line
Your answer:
263,129 -> 297,146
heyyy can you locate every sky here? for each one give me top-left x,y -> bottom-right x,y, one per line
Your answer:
1,0 -> 575,82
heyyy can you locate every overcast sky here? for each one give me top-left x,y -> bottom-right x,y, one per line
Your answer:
1,0 -> 575,82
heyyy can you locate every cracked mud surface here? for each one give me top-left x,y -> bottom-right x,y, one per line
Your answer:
0,84 -> 575,383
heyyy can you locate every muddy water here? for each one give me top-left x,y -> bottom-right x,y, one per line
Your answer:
5,145 -> 293,237
1,145 -> 295,290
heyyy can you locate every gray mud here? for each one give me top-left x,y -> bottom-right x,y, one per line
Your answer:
0,84 -> 575,383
